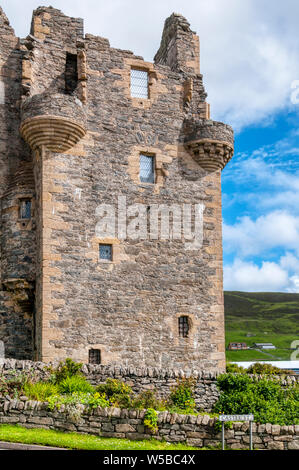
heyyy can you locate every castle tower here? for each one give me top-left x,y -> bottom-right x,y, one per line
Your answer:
0,7 -> 234,372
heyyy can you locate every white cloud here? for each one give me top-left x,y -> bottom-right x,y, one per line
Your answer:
1,0 -> 299,130
280,252 -> 299,273
223,142 -> 299,213
224,211 -> 299,257
287,275 -> 299,293
224,259 -> 290,292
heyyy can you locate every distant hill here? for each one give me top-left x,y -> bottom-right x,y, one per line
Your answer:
224,291 -> 299,362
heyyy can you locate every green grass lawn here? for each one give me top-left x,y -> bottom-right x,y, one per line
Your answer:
0,425 -> 206,451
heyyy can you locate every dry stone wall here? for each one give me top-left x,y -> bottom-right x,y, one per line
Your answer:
1,359 -> 298,412
0,397 -> 298,450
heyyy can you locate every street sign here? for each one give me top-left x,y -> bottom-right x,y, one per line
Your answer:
219,414 -> 254,422
219,414 -> 254,450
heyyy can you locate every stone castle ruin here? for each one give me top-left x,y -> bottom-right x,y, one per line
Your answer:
0,6 -> 234,372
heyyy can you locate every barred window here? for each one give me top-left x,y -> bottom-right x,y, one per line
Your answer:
140,154 -> 155,183
99,244 -> 113,261
179,316 -> 190,338
131,69 -> 149,99
20,199 -> 31,219
89,349 -> 101,364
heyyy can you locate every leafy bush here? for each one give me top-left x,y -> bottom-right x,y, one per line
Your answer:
213,373 -> 299,425
246,363 -> 286,376
58,376 -> 95,395
226,363 -> 246,374
23,382 -> 59,401
144,408 -> 158,433
96,379 -> 132,408
0,372 -> 28,399
168,377 -> 196,412
226,362 -> 287,375
216,373 -> 252,393
131,390 -> 166,411
47,392 -> 110,423
48,391 -> 110,411
48,358 -> 83,384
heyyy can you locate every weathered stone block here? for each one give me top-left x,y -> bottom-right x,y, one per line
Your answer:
267,441 -> 284,450
186,438 -> 203,447
115,423 -> 136,433
288,439 -> 299,450
271,425 -> 281,436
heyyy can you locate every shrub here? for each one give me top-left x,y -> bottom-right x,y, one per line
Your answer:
48,391 -> 110,411
226,363 -> 246,374
48,358 -> 83,384
216,373 -> 252,393
0,371 -> 28,399
58,376 -> 95,395
168,377 -> 196,412
23,382 -> 59,401
144,408 -> 158,434
213,373 -> 299,425
96,379 -> 133,408
131,390 -> 166,411
47,392 -> 110,423
246,363 -> 286,376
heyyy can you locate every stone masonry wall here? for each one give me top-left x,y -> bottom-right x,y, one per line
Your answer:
0,6 -> 233,371
25,7 -> 227,369
0,398 -> 298,450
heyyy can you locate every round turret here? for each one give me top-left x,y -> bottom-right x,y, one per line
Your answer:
184,118 -> 234,171
20,93 -> 86,152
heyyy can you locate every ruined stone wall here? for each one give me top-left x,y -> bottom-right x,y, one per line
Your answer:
0,6 -> 233,371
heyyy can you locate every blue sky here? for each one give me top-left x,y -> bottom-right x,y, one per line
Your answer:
2,0 -> 299,292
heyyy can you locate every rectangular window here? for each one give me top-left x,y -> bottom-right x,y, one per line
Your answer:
99,244 -> 113,261
89,349 -> 101,365
140,154 -> 155,183
131,69 -> 149,99
20,199 -> 31,219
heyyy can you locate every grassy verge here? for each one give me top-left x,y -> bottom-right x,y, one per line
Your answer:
0,424 -> 207,451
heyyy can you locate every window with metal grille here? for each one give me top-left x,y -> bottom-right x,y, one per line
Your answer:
140,154 -> 155,183
89,349 -> 101,364
99,244 -> 113,261
179,316 -> 190,338
131,69 -> 149,99
20,199 -> 31,219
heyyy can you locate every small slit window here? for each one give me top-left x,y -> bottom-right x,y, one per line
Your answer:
20,199 -> 31,219
89,349 -> 101,364
131,69 -> 149,99
65,52 -> 78,94
140,154 -> 155,183
99,244 -> 113,261
179,316 -> 190,338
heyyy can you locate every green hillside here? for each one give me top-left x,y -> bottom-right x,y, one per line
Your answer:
224,291 -> 299,362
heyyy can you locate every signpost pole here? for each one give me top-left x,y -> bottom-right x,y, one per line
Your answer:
219,415 -> 254,451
